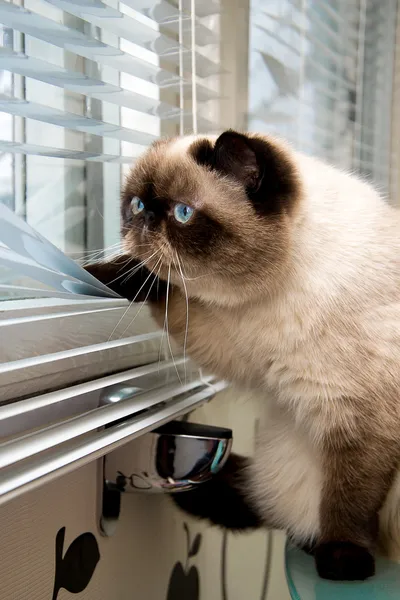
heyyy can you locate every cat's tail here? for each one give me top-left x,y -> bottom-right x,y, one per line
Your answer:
172,453 -> 264,531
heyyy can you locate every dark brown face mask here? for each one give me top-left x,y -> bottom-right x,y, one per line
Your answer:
85,130 -> 301,304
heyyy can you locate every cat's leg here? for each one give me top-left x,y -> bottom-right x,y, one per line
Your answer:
84,257 -> 167,302
86,263 -> 263,528
86,260 -> 242,384
149,288 -> 248,385
315,434 -> 398,581
172,453 -> 266,530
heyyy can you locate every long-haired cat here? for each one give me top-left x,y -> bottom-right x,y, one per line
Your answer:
86,130 -> 400,581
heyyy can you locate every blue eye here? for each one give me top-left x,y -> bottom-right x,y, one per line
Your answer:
131,196 -> 144,215
174,203 -> 194,224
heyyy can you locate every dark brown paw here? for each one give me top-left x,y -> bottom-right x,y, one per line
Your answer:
315,542 -> 375,581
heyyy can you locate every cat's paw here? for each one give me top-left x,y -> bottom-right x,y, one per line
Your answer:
314,541 -> 375,581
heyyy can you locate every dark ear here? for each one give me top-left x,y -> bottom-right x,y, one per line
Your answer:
213,130 -> 262,191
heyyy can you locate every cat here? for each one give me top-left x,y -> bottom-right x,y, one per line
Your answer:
85,130 -> 400,581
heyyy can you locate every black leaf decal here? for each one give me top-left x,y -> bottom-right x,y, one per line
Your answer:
52,527 -> 100,600
189,534 -> 202,558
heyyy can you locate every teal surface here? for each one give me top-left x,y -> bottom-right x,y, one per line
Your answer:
285,543 -> 400,599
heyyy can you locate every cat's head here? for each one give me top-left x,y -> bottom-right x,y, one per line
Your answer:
122,130 -> 303,306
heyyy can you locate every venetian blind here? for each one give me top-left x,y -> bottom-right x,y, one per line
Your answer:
248,0 -> 398,197
0,0 -> 224,506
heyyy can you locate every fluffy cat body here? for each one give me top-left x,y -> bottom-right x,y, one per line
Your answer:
87,131 -> 400,580
156,143 -> 400,549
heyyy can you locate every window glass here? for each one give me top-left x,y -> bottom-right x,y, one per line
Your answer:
248,0 -> 398,196
0,0 -> 221,301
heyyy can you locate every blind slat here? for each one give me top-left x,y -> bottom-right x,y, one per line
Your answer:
0,332 -> 162,375
56,0 -> 220,48
0,304 -> 124,327
162,18 -> 218,46
0,94 -> 157,145
0,47 -> 180,117
117,0 -> 221,21
255,44 -> 353,91
260,12 -> 358,59
0,377 -> 212,468
0,214 -> 120,300
131,0 -> 180,22
0,358 -> 186,419
0,284 -> 118,301
255,23 -> 355,67
0,1 -> 220,82
0,140 -> 134,164
0,1 -> 179,85
0,381 -> 228,508
45,0 -> 180,56
0,203 -> 121,306
45,0 -> 220,65
129,0 -> 221,20
184,0 -> 221,18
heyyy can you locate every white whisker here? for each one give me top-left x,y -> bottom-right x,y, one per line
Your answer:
178,260 -> 210,282
70,243 -> 122,257
165,264 -> 183,384
117,248 -> 162,286
74,242 -> 124,265
158,292 -> 168,375
175,252 -> 189,384
105,245 -> 165,287
107,251 -> 163,341
117,256 -> 163,340
108,299 -> 134,343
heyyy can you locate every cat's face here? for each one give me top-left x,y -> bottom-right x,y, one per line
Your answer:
121,130 -> 302,305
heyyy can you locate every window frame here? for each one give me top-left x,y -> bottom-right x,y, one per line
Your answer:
0,0 -> 224,404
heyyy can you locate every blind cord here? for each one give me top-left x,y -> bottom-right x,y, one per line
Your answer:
178,0 -> 184,136
191,0 -> 198,135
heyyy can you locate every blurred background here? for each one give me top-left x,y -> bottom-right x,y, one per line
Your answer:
1,0 -> 399,258
0,2 -> 399,599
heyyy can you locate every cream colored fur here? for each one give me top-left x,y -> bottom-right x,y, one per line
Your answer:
160,147 -> 400,554
127,134 -> 400,557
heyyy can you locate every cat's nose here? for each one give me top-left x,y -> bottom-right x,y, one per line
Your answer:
144,210 -> 156,227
